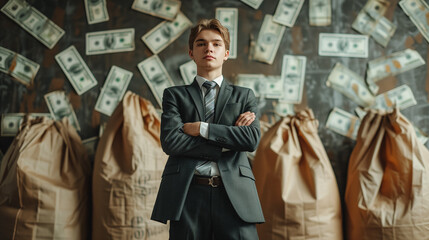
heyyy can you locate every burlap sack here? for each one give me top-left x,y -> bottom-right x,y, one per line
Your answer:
253,109 -> 343,240
92,91 -> 168,240
0,117 -> 91,240
345,108 -> 429,240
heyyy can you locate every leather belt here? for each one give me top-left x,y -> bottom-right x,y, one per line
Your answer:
192,175 -> 223,187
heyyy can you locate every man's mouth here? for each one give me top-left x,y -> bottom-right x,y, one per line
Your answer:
204,55 -> 215,60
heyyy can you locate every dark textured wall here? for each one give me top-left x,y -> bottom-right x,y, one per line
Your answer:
1,0 -> 429,201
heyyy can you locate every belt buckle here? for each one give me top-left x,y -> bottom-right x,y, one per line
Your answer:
208,176 -> 219,187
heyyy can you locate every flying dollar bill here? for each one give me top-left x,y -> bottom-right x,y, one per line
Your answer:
44,91 -> 81,131
1,113 -> 52,136
84,0 -> 109,24
281,55 -> 306,104
1,0 -> 65,49
132,0 -> 181,21
86,28 -> 135,55
326,63 -> 375,107
319,33 -> 369,58
216,8 -> 238,59
352,0 -> 396,47
236,74 -> 266,97
265,75 -> 284,99
252,15 -> 285,64
95,66 -> 132,116
275,101 -> 295,117
273,0 -> 304,27
326,107 -> 361,140
141,12 -> 192,54
366,48 -> 425,83
137,55 -> 174,107
309,0 -> 331,26
241,0 -> 264,9
0,46 -> 39,86
55,45 -> 98,95
179,60 -> 197,85
399,0 -> 429,43
374,84 -> 417,110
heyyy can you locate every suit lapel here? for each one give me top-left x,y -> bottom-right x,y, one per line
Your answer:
214,80 -> 232,123
186,79 -> 204,121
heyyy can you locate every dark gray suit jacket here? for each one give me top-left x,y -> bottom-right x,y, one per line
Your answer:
151,79 -> 265,224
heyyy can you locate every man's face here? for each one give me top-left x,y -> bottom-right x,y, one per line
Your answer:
189,29 -> 229,71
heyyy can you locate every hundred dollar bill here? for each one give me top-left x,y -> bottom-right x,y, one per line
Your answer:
352,0 -> 396,47
84,0 -> 109,24
326,107 -> 361,140
273,0 -> 304,27
374,84 -> 417,110
252,15 -> 285,64
95,66 -> 132,116
1,0 -> 65,49
179,60 -> 197,85
366,48 -> 425,83
1,113 -> 52,136
44,91 -> 81,131
137,55 -> 174,106
131,0 -> 181,21
280,55 -> 306,104
0,46 -> 39,86
236,74 -> 266,97
326,63 -> 375,107
86,28 -> 135,55
265,75 -> 284,99
216,8 -> 238,59
55,45 -> 98,95
309,0 -> 331,26
275,101 -> 294,117
318,33 -> 369,58
141,12 -> 192,54
399,0 -> 429,43
241,0 -> 264,9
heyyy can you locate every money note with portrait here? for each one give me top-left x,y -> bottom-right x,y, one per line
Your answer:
0,46 -> 40,86
95,66 -> 132,116
1,113 -> 52,136
55,45 -> 98,95
280,55 -> 306,104
132,0 -> 181,20
84,0 -> 109,24
326,107 -> 361,140
44,91 -> 81,131
141,12 -> 192,54
179,60 -> 197,85
319,33 -> 369,58
241,0 -> 264,9
374,84 -> 417,110
400,0 -> 429,43
216,8 -> 238,59
86,28 -> 135,55
252,14 -> 285,64
273,0 -> 304,27
138,55 -> 175,107
326,63 -> 375,107
236,74 -> 266,97
1,0 -> 65,49
309,0 -> 331,26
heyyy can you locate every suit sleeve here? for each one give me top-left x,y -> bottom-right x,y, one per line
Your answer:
206,88 -> 261,152
160,88 -> 222,160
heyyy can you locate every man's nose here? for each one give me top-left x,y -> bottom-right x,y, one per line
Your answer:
205,43 -> 214,52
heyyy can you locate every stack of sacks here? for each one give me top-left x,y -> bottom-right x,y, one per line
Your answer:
345,108 -> 429,240
92,91 -> 169,240
253,109 -> 343,240
0,117 -> 91,239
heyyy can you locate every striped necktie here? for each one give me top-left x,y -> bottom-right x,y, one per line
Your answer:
195,81 -> 217,176
203,81 -> 216,122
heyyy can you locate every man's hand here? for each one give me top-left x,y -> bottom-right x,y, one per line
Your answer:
235,111 -> 256,126
183,122 -> 201,136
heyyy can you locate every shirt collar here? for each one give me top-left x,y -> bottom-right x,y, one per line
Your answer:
196,75 -> 223,89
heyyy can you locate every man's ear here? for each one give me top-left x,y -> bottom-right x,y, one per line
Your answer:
189,49 -> 193,59
223,49 -> 230,61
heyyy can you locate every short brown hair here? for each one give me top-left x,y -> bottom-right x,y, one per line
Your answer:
188,19 -> 230,50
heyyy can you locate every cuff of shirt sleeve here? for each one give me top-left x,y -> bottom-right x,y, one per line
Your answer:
200,122 -> 209,139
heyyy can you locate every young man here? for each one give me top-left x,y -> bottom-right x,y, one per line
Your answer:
151,19 -> 264,239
